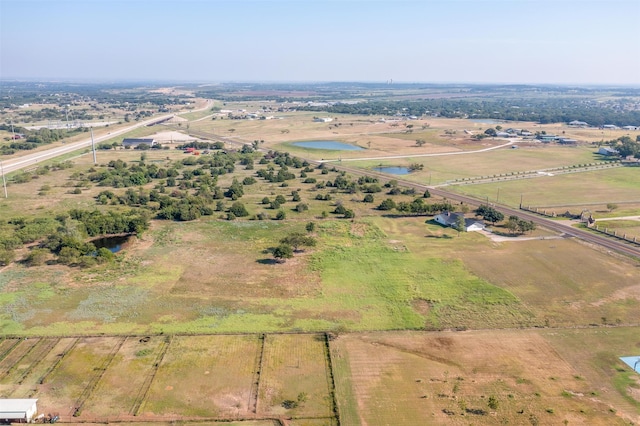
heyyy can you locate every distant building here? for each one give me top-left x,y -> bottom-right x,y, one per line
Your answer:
313,117 -> 333,123
568,120 -> 589,127
122,138 -> 156,149
538,135 -> 559,143
602,124 -> 619,130
598,146 -> 619,156
558,138 -> 578,145
622,125 -> 639,131
0,399 -> 38,423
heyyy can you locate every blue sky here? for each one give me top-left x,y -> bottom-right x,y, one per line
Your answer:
1,0 -> 639,85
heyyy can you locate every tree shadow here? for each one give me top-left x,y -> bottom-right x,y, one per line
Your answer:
256,258 -> 279,265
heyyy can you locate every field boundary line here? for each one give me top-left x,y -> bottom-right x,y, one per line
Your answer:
38,337 -> 78,384
324,333 -> 341,426
16,338 -> 60,385
248,333 -> 265,414
252,333 -> 267,415
73,336 -> 127,417
0,339 -> 21,364
0,338 -> 40,381
132,334 -> 172,416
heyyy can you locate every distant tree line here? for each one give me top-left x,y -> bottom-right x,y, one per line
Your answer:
297,99 -> 640,127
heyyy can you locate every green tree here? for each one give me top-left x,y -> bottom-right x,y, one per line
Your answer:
363,193 -> 374,203
606,203 -> 618,212
275,210 -> 286,220
273,244 -> 293,262
280,233 -> 316,251
229,201 -> 249,217
377,198 -> 397,211
415,139 -> 426,147
453,215 -> 466,235
305,222 -> 315,233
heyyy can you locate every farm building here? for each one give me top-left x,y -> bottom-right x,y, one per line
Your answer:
434,211 -> 486,232
313,117 -> 333,123
598,146 -> 619,156
122,138 -> 156,149
0,399 -> 38,423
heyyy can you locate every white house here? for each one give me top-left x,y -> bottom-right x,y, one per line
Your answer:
622,125 -> 639,131
0,399 -> 38,423
434,211 -> 486,232
313,117 -> 333,123
598,146 -> 619,156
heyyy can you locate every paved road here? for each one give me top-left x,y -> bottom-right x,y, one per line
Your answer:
1,100 -> 213,174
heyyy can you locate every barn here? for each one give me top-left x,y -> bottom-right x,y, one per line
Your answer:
0,399 -> 38,423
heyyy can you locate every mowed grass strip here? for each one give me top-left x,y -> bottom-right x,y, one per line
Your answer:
258,334 -> 334,419
141,335 -> 260,418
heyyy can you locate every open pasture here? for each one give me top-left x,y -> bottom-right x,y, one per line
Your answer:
332,329 -> 639,425
448,165 -> 640,209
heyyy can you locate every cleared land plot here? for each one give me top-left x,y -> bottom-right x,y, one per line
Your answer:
2,338 -> 74,399
332,330 -> 635,426
141,335 -> 260,418
258,334 -> 334,420
543,328 -> 640,420
33,336 -> 123,417
459,237 -> 640,327
80,335 -> 167,418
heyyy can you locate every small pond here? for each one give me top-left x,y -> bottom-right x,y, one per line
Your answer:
291,141 -> 364,151
374,166 -> 411,175
91,235 -> 132,253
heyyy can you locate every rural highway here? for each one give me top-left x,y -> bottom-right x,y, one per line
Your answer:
323,162 -> 640,260
1,100 -> 214,174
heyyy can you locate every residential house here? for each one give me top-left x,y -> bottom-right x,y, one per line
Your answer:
434,211 -> 486,232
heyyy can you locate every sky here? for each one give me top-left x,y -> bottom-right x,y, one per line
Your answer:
1,0 -> 639,85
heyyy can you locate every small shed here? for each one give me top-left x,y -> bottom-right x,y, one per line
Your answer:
0,399 -> 38,423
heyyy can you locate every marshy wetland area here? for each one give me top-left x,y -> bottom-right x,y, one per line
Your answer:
0,82 -> 639,425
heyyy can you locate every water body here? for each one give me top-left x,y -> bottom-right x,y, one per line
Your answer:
374,166 -> 411,175
91,235 -> 131,253
292,141 -> 364,151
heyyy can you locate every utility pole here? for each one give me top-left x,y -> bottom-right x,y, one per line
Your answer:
90,127 -> 97,165
0,160 -> 7,198
520,193 -> 523,209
